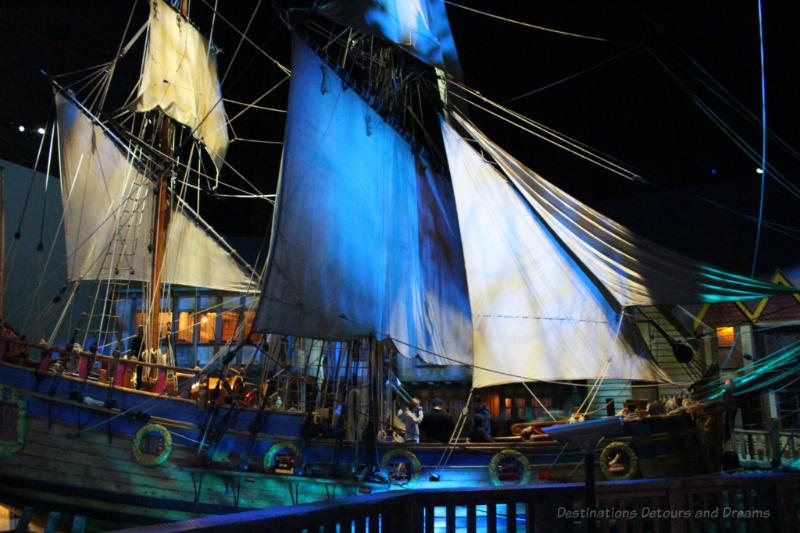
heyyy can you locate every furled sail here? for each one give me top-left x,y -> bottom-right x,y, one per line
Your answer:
452,113 -> 795,307
56,92 -> 256,292
441,118 -> 669,388
314,0 -> 463,79
137,0 -> 229,172
254,36 -> 472,365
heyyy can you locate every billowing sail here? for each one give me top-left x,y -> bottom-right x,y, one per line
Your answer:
137,0 -> 229,172
314,0 -> 462,79
442,119 -> 669,388
452,113 -> 795,307
56,92 -> 255,292
254,36 -> 472,365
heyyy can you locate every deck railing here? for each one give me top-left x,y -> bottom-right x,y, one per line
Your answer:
733,428 -> 800,465
110,473 -> 800,533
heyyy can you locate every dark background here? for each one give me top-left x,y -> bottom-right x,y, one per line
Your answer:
2,1 -> 798,276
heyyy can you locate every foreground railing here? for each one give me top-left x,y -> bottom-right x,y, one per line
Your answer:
110,473 -> 800,533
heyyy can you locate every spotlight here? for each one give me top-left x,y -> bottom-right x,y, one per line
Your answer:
756,168 -> 764,174
37,127 -> 46,135
17,125 -> 25,132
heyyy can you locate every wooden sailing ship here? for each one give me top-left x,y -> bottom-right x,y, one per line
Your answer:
0,0 -> 796,530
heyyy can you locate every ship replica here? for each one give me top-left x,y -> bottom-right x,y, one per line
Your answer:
0,0 -> 795,530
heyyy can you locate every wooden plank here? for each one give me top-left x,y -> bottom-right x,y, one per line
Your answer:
71,515 -> 86,533
729,489 -> 742,533
743,488 -> 756,531
354,514 -> 366,533
667,482 -> 687,533
423,504 -> 434,533
466,503 -> 476,533
44,511 -> 61,533
13,507 -> 33,533
9,421 -> 357,511
446,504 -> 455,533
524,501 -> 534,533
506,501 -> 517,533
487,502 -> 496,533
618,499 -> 627,533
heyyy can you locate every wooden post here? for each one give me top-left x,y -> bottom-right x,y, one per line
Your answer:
0,166 -> 5,322
77,350 -> 89,379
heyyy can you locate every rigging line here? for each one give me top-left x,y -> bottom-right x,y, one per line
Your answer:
69,69 -> 111,114
689,90 -> 800,199
295,308 -> 671,389
751,0 -> 767,277
459,73 -> 800,229
197,0 -> 291,76
445,2 -> 621,43
453,81 -> 646,180
171,171 -> 269,199
691,193 -> 800,240
451,81 -> 643,179
433,389 -> 474,475
211,193 -> 275,200
37,126 -> 57,251
640,13 -> 800,163
208,0 -> 219,53
453,46 -> 800,237
222,99 -> 286,113
219,0 -> 261,85
521,382 -> 557,422
98,3 -> 141,110
32,124 -> 76,333
646,48 -> 800,200
681,61 -> 800,163
110,21 -> 152,112
226,75 -> 291,126
50,61 -> 115,79
231,137 -> 283,145
107,121 -> 268,198
15,117 -> 50,239
171,195 -> 261,277
505,43 -> 644,103
448,90 -> 641,183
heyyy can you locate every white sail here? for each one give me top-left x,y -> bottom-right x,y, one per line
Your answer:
314,0 -> 462,79
254,36 -> 472,365
137,0 -> 229,172
452,113 -> 791,307
162,199 -> 258,293
441,118 -> 669,388
57,92 -> 154,283
56,92 -> 256,292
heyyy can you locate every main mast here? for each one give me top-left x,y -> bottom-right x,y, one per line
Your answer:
147,0 -> 189,355
147,126 -> 170,354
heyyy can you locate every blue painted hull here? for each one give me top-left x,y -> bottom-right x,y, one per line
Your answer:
0,362 -> 721,530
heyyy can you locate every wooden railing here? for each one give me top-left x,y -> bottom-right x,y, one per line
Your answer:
733,428 -> 800,465
0,336 -> 202,395
110,473 -> 800,533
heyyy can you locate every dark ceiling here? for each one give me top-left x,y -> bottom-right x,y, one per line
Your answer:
2,1 -> 798,275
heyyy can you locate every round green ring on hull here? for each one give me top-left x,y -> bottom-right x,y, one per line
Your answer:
132,423 -> 173,466
488,449 -> 532,486
264,441 -> 304,474
380,448 -> 422,487
599,441 -> 639,481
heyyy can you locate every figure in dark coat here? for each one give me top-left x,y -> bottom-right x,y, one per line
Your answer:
469,414 -> 493,442
420,397 -> 455,443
